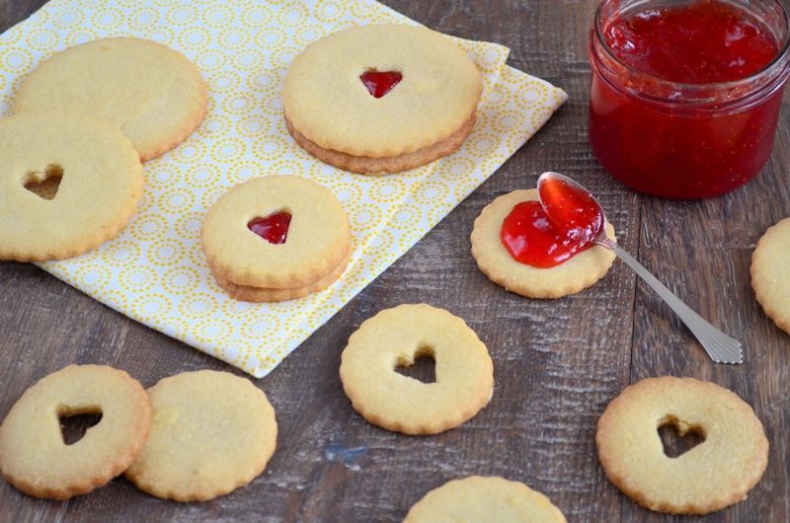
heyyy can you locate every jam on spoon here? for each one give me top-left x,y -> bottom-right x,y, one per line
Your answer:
538,172 -> 604,244
360,70 -> 403,98
500,172 -> 604,268
248,211 -> 292,245
526,172 -> 743,364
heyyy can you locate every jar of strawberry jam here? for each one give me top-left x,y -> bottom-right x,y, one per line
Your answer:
589,0 -> 790,199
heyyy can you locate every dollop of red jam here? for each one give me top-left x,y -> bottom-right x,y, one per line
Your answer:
539,176 -> 604,244
604,2 -> 777,84
248,212 -> 291,245
500,176 -> 604,268
360,70 -> 402,98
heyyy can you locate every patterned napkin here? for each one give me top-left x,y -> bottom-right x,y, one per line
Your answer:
0,0 -> 566,377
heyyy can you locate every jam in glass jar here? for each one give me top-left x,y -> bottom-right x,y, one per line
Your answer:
589,0 -> 790,199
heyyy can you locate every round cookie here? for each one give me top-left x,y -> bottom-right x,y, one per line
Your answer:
403,476 -> 567,523
339,304 -> 494,435
0,111 -> 144,261
471,189 -> 616,298
596,377 -> 769,515
283,24 -> 482,174
202,175 -> 351,290
751,217 -> 790,334
0,365 -> 152,500
15,37 -> 208,162
125,370 -> 278,502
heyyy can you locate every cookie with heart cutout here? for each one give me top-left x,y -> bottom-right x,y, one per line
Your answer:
0,111 -> 144,261
201,175 -> 351,301
596,377 -> 769,515
283,24 -> 482,175
339,304 -> 494,435
0,365 -> 151,500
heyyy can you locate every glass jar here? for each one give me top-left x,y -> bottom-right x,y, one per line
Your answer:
588,0 -> 790,199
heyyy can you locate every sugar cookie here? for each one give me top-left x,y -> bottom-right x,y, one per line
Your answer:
751,217 -> 790,334
283,24 -> 482,174
202,176 -> 351,300
596,376 -> 769,515
15,37 -> 208,162
125,370 -> 278,502
0,365 -> 151,500
471,189 -> 616,298
339,304 -> 494,435
0,111 -> 143,261
404,476 -> 566,523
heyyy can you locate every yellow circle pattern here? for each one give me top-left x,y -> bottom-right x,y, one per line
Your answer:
1,0 -> 567,377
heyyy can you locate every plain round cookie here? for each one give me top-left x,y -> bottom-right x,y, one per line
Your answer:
125,370 -> 277,502
471,189 -> 616,298
339,304 -> 494,435
751,217 -> 790,334
0,365 -> 152,500
403,476 -> 566,523
596,377 -> 769,515
202,176 -> 351,290
15,37 -> 208,162
283,24 -> 482,173
0,111 -> 143,261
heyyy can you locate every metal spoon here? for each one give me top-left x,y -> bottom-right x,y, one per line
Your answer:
537,172 -> 743,364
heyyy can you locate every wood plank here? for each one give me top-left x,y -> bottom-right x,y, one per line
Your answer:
624,97 -> 790,522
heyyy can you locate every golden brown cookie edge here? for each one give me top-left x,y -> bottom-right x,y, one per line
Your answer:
595,376 -> 769,515
0,365 -> 152,500
285,111 -> 477,175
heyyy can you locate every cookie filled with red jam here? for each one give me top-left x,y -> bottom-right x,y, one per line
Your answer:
282,24 -> 483,175
470,174 -> 616,298
201,176 -> 351,303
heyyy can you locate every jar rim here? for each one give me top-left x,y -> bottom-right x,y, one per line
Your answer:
594,0 -> 790,90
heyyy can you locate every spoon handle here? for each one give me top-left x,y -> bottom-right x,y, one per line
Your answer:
595,235 -> 743,364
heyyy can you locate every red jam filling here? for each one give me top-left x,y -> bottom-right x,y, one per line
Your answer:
539,176 -> 604,244
500,177 -> 604,268
605,3 -> 777,84
360,70 -> 402,98
248,212 -> 291,245
589,0 -> 784,199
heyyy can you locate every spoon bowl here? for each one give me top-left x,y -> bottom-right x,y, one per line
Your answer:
538,172 -> 605,245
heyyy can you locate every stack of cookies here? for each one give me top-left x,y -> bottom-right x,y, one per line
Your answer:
283,24 -> 482,175
0,37 -> 207,262
201,176 -> 352,302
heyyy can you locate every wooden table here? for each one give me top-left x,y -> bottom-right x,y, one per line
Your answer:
2,1 -> 789,521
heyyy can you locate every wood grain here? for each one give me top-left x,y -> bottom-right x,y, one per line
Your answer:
0,1 -> 788,522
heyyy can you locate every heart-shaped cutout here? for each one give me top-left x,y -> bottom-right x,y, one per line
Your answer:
658,417 -> 706,458
395,345 -> 436,384
59,408 -> 103,446
248,211 -> 292,245
25,164 -> 63,200
360,70 -> 402,98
